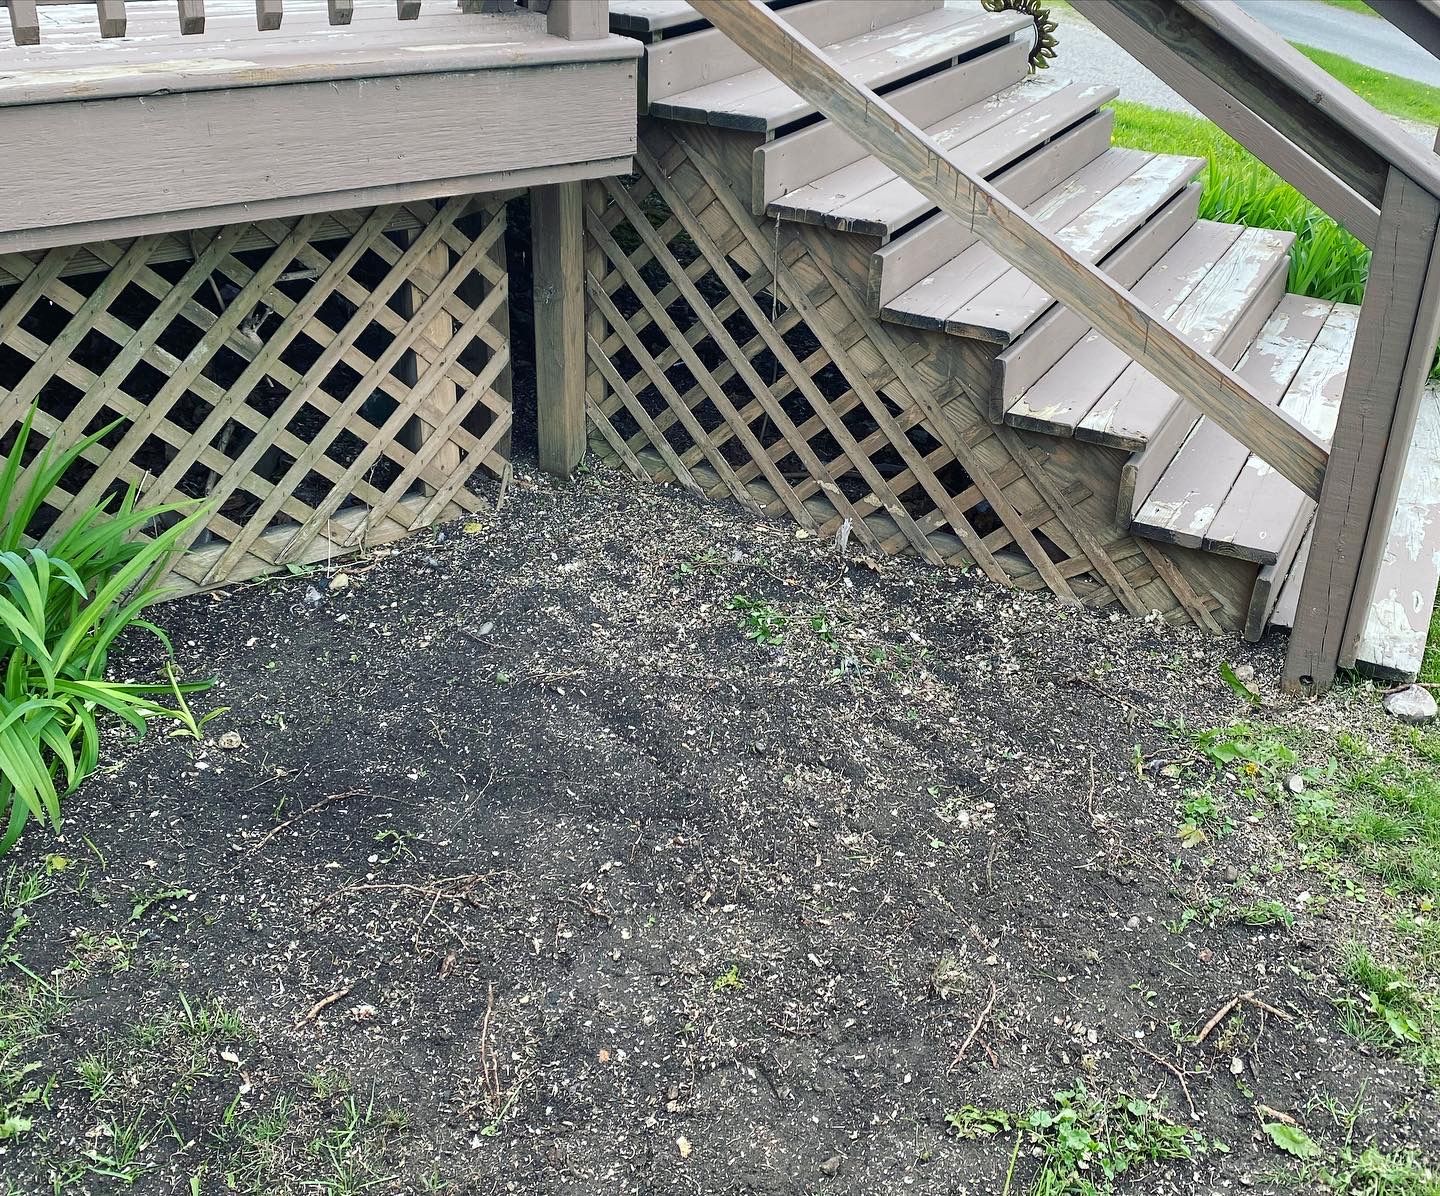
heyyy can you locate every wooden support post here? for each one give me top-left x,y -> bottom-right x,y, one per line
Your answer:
546,0 -> 606,40
1284,167 -> 1440,692
531,181 -> 587,478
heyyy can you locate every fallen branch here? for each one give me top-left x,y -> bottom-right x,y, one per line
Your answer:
1197,990 -> 1293,1044
1196,997 -> 1239,1044
949,978 -> 999,1072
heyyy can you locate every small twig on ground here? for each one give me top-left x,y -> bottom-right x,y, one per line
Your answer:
297,985 -> 352,1028
314,872 -> 493,910
1239,992 -> 1292,1021
249,788 -> 368,852
1198,991 -> 1293,1045
1137,1044 -> 1199,1120
949,978 -> 998,1072
1196,997 -> 1240,1044
479,982 -> 502,1108
1066,674 -> 1144,719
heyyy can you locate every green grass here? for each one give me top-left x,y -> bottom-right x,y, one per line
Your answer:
1292,43 -> 1440,126
1185,720 -> 1440,1082
1109,102 -> 1371,305
1318,0 -> 1380,15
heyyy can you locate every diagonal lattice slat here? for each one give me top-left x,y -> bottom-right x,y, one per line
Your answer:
582,119 -> 1245,630
0,197 -> 511,592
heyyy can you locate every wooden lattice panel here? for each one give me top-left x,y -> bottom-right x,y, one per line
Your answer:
583,120 -> 1254,630
0,196 -> 511,590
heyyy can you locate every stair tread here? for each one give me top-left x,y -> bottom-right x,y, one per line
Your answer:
991,182 -> 1198,409
1007,221 -> 1277,438
870,107 -> 1114,312
649,4 -> 1030,131
1173,302 -> 1357,565
770,77 -> 1115,236
609,0 -> 771,35
884,147 -> 1169,330
755,40 -> 1030,215
943,154 -> 1205,343
1133,295 -> 1337,553
1075,227 -> 1293,449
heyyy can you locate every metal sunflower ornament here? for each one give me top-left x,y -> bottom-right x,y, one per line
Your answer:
981,0 -> 1059,72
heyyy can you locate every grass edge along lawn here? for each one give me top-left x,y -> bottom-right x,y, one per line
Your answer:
1291,42 -> 1440,127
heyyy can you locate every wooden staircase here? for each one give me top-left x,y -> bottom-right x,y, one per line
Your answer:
594,0 -> 1440,678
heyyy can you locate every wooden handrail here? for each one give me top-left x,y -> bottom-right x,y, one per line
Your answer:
688,0 -> 1328,501
1078,0 -> 1440,693
1081,1 -> 1440,248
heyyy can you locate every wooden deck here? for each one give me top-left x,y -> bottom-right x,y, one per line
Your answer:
0,1 -> 640,252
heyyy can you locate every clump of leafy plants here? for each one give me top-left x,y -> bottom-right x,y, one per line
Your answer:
0,411 -> 211,855
947,1082 -> 1211,1195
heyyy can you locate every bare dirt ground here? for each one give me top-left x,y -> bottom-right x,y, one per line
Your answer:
1,459 -> 1437,1195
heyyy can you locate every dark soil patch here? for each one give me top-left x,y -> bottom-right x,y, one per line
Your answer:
1,461 -> 1436,1194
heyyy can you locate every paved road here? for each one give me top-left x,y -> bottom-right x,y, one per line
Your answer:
1234,0 -> 1440,87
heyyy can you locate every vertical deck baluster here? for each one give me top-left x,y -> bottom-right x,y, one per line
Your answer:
96,0 -> 126,37
176,0 -> 204,33
326,0 -> 352,23
397,0 -> 421,19
5,0 -> 39,45
255,0 -> 282,30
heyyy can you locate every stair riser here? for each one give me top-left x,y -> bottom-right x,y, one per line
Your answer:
645,0 -> 940,106
990,183 -> 1198,419
752,39 -> 1029,215
1117,261 -> 1289,521
1245,507 -> 1314,639
869,110 -> 1114,311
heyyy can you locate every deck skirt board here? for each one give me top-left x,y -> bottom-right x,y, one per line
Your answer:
0,55 -> 638,245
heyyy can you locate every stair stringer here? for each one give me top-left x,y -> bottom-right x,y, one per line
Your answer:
582,118 -> 1256,629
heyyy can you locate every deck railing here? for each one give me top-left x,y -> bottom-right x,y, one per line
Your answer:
1075,0 -> 1440,693
3,0 -> 603,43
689,0 -> 1440,694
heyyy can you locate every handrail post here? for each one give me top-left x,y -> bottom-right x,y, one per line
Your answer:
1284,168 -> 1440,692
546,0 -> 606,40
